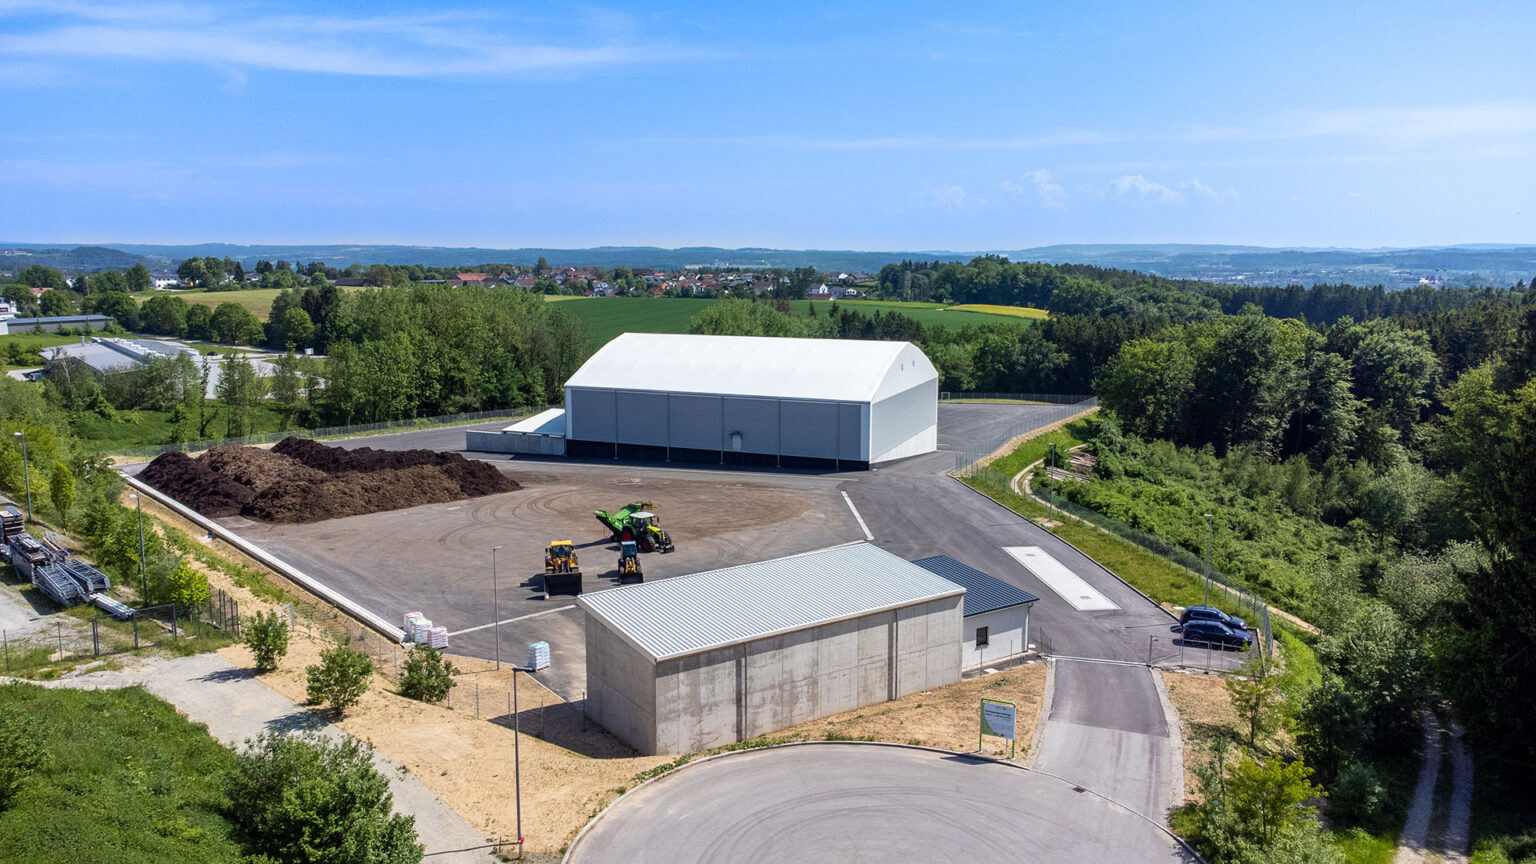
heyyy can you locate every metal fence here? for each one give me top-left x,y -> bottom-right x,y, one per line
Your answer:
89,587 -> 243,657
317,620 -> 591,741
0,587 -> 243,673
111,404 -> 557,460
1043,493 -> 1273,659
940,392 -> 1096,404
949,396 -> 1100,482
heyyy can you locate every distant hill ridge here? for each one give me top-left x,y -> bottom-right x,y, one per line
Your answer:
3,241 -> 1534,287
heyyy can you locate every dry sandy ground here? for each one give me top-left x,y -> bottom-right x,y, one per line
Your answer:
775,662 -> 1048,759
1160,669 -> 1238,802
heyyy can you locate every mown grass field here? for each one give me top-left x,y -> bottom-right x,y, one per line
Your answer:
130,286 -> 367,320
0,684 -> 245,863
548,296 -> 1034,347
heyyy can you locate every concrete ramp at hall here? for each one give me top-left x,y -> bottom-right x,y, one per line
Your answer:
1005,546 -> 1120,611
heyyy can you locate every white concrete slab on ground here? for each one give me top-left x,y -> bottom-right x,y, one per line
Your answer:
1005,546 -> 1120,611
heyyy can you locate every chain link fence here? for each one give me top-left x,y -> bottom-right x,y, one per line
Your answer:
89,587 -> 243,657
110,405 -> 557,460
315,621 -> 593,742
940,392 -> 1096,404
1044,494 -> 1273,659
949,396 -> 1099,484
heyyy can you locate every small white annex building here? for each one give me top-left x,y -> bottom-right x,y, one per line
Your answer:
579,543 -> 964,755
913,556 -> 1039,670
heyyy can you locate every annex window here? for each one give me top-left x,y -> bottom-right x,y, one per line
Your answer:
975,626 -> 989,648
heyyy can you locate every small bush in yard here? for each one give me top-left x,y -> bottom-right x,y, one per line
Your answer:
244,609 -> 290,673
306,646 -> 373,715
226,731 -> 422,864
398,646 -> 456,704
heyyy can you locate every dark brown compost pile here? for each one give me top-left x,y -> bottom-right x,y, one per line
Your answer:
138,437 -> 520,524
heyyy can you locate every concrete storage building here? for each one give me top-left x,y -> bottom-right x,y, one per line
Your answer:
579,543 -> 964,755
913,556 -> 1039,670
469,333 -> 939,469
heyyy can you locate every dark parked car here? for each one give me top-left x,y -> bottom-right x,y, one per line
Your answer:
1179,605 -> 1247,631
1180,620 -> 1254,649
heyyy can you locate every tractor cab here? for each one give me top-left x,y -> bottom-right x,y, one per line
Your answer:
631,512 -> 657,530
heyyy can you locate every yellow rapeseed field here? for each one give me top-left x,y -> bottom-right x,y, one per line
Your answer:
946,304 -> 1049,319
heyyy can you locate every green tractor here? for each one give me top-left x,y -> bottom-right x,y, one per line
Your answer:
594,502 -> 675,553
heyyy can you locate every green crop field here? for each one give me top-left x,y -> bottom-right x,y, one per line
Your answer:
131,286 -> 367,320
547,296 -> 1033,347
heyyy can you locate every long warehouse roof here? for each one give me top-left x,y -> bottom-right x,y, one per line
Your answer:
563,332 -> 936,403
578,543 -> 965,662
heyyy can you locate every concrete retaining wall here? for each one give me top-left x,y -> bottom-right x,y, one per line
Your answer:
464,429 -> 566,455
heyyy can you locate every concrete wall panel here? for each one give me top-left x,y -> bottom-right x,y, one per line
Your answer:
838,402 -> 867,461
566,388 -> 616,442
614,391 -> 669,445
722,397 -> 780,456
779,400 -> 840,459
667,394 -> 723,451
960,606 -> 1030,670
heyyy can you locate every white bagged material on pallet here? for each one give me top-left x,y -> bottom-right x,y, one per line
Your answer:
428,626 -> 448,649
412,618 -> 433,644
527,640 -> 551,671
402,611 -> 425,641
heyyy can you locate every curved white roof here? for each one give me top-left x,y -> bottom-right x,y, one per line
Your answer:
564,333 -> 937,403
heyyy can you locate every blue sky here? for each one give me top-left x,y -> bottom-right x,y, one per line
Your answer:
2,0 -> 1534,250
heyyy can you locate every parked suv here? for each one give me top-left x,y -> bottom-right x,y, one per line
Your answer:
1180,620 -> 1254,649
1179,605 -> 1247,631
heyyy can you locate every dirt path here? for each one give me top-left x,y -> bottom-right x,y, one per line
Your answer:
11,653 -> 498,863
1395,707 -> 1473,864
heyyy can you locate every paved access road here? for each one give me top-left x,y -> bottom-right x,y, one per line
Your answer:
569,743 -> 1197,864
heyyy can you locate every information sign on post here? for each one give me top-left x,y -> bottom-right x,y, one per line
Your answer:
979,698 -> 1017,758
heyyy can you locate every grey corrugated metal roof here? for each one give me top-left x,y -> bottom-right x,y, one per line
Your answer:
912,556 -> 1039,617
578,543 -> 966,662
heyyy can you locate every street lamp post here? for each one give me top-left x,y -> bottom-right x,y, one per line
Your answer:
1203,513 -> 1214,607
510,663 -> 535,858
12,431 -> 31,524
129,493 -> 147,601
492,545 -> 503,671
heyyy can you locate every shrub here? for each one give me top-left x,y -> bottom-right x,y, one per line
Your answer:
1328,761 -> 1386,827
306,646 -> 373,715
244,610 -> 290,673
397,646 -> 456,704
225,731 -> 422,864
0,710 -> 51,809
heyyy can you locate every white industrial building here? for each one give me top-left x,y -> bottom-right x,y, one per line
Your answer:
468,333 -> 939,470
913,556 -> 1039,670
579,543 -> 964,755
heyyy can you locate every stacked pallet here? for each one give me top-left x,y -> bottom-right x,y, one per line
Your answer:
427,626 -> 448,649
527,640 -> 551,671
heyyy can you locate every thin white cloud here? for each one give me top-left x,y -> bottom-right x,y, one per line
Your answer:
0,2 -> 678,78
1002,169 -> 1065,209
1110,175 -> 1227,205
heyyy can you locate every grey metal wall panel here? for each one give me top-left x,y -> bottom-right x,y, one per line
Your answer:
779,400 -> 839,458
838,402 -> 866,461
869,380 -> 937,460
722,397 -> 780,455
668,394 -> 723,451
615,391 -> 669,445
566,388 -> 616,442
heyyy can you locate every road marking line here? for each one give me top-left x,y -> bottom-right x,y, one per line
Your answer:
841,491 -> 874,540
447,605 -> 577,636
1004,546 -> 1120,611
1051,655 -> 1145,667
